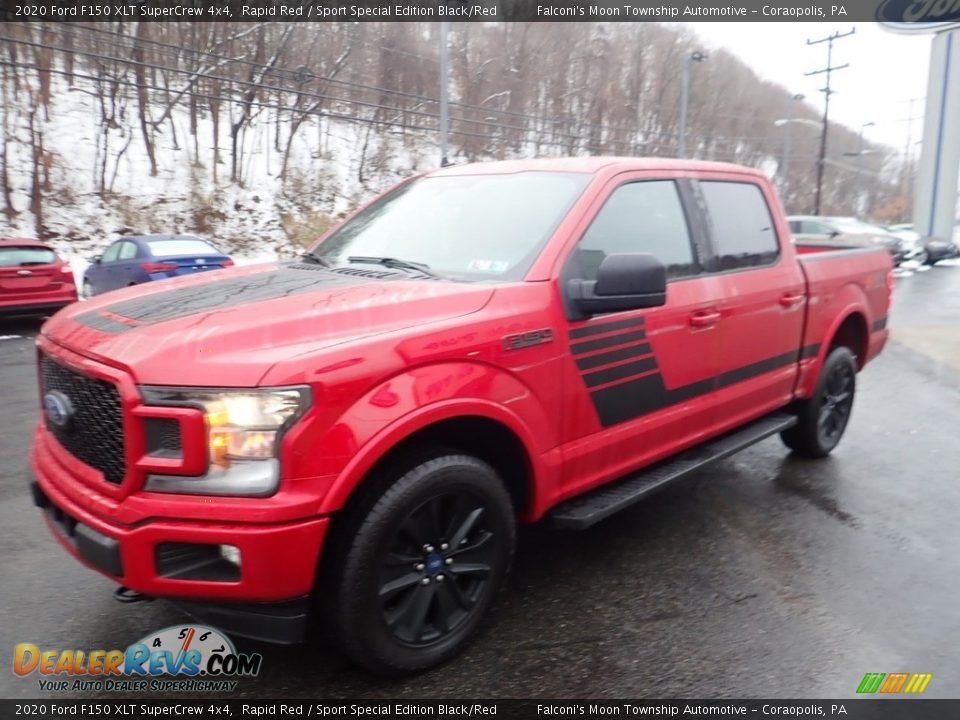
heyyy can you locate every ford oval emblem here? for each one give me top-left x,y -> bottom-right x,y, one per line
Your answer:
43,391 -> 74,430
877,0 -> 960,26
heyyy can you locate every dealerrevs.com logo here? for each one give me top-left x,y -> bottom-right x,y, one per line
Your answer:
13,625 -> 262,693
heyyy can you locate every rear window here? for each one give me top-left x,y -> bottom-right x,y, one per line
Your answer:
0,246 -> 57,267
145,238 -> 219,257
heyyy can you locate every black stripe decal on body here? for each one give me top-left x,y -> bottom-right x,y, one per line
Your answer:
575,342 -> 653,371
583,356 -> 659,388
587,346 -> 816,428
717,351 -> 797,388
872,317 -> 888,332
569,316 -> 645,340
571,329 -> 647,355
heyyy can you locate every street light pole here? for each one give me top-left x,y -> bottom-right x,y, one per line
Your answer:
852,121 -> 875,212
779,93 -> 805,200
678,51 -> 707,159
439,21 -> 450,167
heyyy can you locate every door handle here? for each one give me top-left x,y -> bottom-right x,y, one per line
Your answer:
779,293 -> 805,307
689,311 -> 721,327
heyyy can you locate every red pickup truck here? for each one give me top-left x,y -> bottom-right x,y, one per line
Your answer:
30,158 -> 892,674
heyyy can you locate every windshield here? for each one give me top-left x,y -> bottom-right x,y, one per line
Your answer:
0,246 -> 56,267
310,171 -> 591,281
146,238 -> 221,257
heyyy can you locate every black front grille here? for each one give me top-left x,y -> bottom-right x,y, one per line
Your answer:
40,354 -> 127,484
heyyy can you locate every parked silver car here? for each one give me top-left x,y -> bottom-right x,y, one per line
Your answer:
787,216 -> 907,265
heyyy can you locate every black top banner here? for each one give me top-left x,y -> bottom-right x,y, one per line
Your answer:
2,0 -> 960,23
2,700 -> 959,719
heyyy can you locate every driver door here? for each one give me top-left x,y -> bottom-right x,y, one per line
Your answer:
558,175 -> 724,498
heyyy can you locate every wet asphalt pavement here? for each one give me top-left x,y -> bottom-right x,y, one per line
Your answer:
2,263 -> 959,700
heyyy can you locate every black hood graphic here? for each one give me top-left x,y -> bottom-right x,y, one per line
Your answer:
76,264 -> 358,333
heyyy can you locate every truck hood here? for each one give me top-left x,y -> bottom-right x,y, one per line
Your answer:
43,262 -> 494,386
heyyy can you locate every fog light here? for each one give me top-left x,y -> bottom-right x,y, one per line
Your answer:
219,544 -> 241,567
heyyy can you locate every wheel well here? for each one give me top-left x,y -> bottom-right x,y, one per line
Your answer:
356,416 -> 533,517
828,313 -> 868,369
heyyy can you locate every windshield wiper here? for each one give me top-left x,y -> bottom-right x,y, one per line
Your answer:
346,256 -> 445,279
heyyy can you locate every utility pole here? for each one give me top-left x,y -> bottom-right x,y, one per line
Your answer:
438,21 -> 450,167
805,27 -> 855,215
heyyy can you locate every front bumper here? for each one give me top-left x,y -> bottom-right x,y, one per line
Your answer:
30,449 -> 329,642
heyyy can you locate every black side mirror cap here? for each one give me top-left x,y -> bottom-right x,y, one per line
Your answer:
568,253 -> 667,316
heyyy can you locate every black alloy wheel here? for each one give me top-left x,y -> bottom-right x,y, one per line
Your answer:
816,358 -> 855,448
379,491 -> 498,646
780,345 -> 858,458
328,452 -> 515,675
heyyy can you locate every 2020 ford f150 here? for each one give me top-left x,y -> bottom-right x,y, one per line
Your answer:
29,158 -> 892,674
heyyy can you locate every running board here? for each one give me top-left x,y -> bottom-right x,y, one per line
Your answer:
548,412 -> 798,530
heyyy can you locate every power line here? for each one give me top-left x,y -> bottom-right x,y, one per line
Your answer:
2,25 -> 831,170
22,22 -> 836,152
4,31 -> 606,147
47,22 -> 605,137
0,57 -> 687,160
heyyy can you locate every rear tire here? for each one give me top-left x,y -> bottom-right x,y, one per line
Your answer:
328,452 -> 515,675
781,346 -> 857,458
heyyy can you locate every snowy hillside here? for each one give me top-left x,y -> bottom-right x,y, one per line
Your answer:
2,65 -> 440,262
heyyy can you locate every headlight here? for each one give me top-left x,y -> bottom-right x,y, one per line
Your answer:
139,386 -> 310,496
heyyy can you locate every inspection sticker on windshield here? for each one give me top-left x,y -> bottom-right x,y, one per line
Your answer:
468,259 -> 509,273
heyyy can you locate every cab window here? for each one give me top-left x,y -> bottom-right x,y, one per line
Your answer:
575,180 -> 698,281
700,181 -> 779,271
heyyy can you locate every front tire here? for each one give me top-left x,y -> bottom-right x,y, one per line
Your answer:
329,452 -> 515,675
781,346 -> 857,458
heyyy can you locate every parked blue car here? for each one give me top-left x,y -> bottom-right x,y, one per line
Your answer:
83,235 -> 234,297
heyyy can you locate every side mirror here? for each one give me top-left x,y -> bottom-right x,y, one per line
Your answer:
568,253 -> 667,316
828,230 -> 841,238
90,255 -> 102,264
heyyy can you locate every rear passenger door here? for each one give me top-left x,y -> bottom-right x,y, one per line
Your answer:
92,241 -> 123,292
697,180 -> 806,429
111,240 -> 140,288
559,176 -> 724,494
